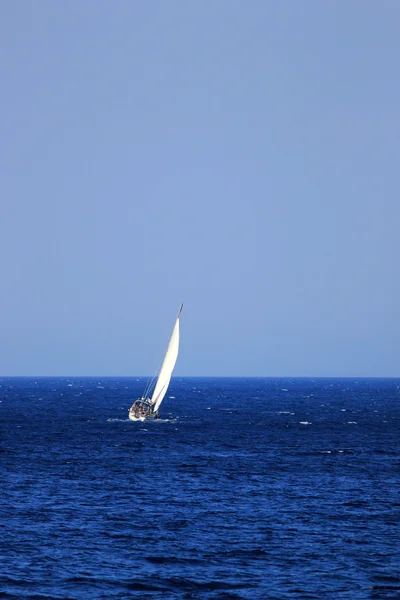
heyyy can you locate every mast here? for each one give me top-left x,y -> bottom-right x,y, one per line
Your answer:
151,304 -> 183,411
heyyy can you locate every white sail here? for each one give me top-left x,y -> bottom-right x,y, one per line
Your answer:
151,304 -> 182,412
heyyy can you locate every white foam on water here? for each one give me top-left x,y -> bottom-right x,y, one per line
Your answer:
347,421 -> 357,424
299,421 -> 312,425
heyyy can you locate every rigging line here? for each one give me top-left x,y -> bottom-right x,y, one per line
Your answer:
143,352 -> 164,400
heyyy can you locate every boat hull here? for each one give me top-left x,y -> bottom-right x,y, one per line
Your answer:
128,412 -> 159,422
128,413 -> 145,422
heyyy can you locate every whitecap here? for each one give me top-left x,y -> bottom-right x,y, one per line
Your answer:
299,421 -> 312,425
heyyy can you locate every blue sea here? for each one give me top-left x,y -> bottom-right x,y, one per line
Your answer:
1,377 -> 399,599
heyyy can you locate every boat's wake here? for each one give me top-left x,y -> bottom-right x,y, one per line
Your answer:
107,417 -> 178,423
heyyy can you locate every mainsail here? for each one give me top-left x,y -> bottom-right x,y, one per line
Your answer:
151,304 -> 182,412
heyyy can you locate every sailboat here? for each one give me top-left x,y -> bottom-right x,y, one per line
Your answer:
128,304 -> 183,421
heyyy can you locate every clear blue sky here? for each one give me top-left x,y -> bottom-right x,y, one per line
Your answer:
1,1 -> 399,377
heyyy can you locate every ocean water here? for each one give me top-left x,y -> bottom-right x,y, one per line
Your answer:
1,377 -> 399,600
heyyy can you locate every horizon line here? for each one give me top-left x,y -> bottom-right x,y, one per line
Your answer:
1,374 -> 399,379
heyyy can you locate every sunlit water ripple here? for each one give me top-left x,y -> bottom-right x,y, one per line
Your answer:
1,377 -> 399,599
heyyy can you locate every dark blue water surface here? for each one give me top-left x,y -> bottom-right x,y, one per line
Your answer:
1,377 -> 399,599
